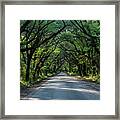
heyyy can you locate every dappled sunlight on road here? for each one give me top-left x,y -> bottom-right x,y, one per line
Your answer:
49,76 -> 78,80
23,72 -> 100,100
40,86 -> 99,94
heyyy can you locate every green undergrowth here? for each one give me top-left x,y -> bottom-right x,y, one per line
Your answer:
76,74 -> 100,84
66,72 -> 100,84
20,80 -> 30,87
20,73 -> 55,88
67,72 -> 78,76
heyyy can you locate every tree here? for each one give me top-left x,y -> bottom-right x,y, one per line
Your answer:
20,20 -> 100,86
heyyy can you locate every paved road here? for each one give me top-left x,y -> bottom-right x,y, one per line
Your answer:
24,72 -> 100,100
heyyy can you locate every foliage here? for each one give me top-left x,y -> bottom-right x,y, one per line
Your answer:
20,20 -> 100,86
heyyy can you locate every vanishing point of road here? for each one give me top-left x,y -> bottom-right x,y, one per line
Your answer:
23,72 -> 100,100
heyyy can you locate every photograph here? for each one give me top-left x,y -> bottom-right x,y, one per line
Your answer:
2,0 -> 118,118
20,20 -> 100,100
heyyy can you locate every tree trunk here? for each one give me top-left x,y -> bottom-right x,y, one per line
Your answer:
26,55 -> 31,83
78,64 -> 82,76
26,50 -> 33,84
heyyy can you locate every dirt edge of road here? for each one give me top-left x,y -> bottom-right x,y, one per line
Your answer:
20,79 -> 48,99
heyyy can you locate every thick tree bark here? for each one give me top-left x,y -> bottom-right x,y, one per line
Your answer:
25,50 -> 34,83
26,55 -> 31,82
78,64 -> 82,76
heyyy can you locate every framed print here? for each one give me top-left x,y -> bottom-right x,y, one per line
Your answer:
0,0 -> 119,119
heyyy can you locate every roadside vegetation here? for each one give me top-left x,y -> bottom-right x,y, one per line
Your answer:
20,20 -> 100,88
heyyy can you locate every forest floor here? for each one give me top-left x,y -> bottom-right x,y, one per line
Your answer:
21,72 -> 100,100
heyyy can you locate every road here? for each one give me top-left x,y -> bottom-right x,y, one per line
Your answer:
24,72 -> 100,100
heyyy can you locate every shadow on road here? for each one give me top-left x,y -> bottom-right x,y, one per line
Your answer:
27,87 -> 99,100
21,72 -> 100,100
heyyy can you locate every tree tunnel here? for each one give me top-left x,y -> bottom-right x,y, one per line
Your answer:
20,20 -> 100,85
